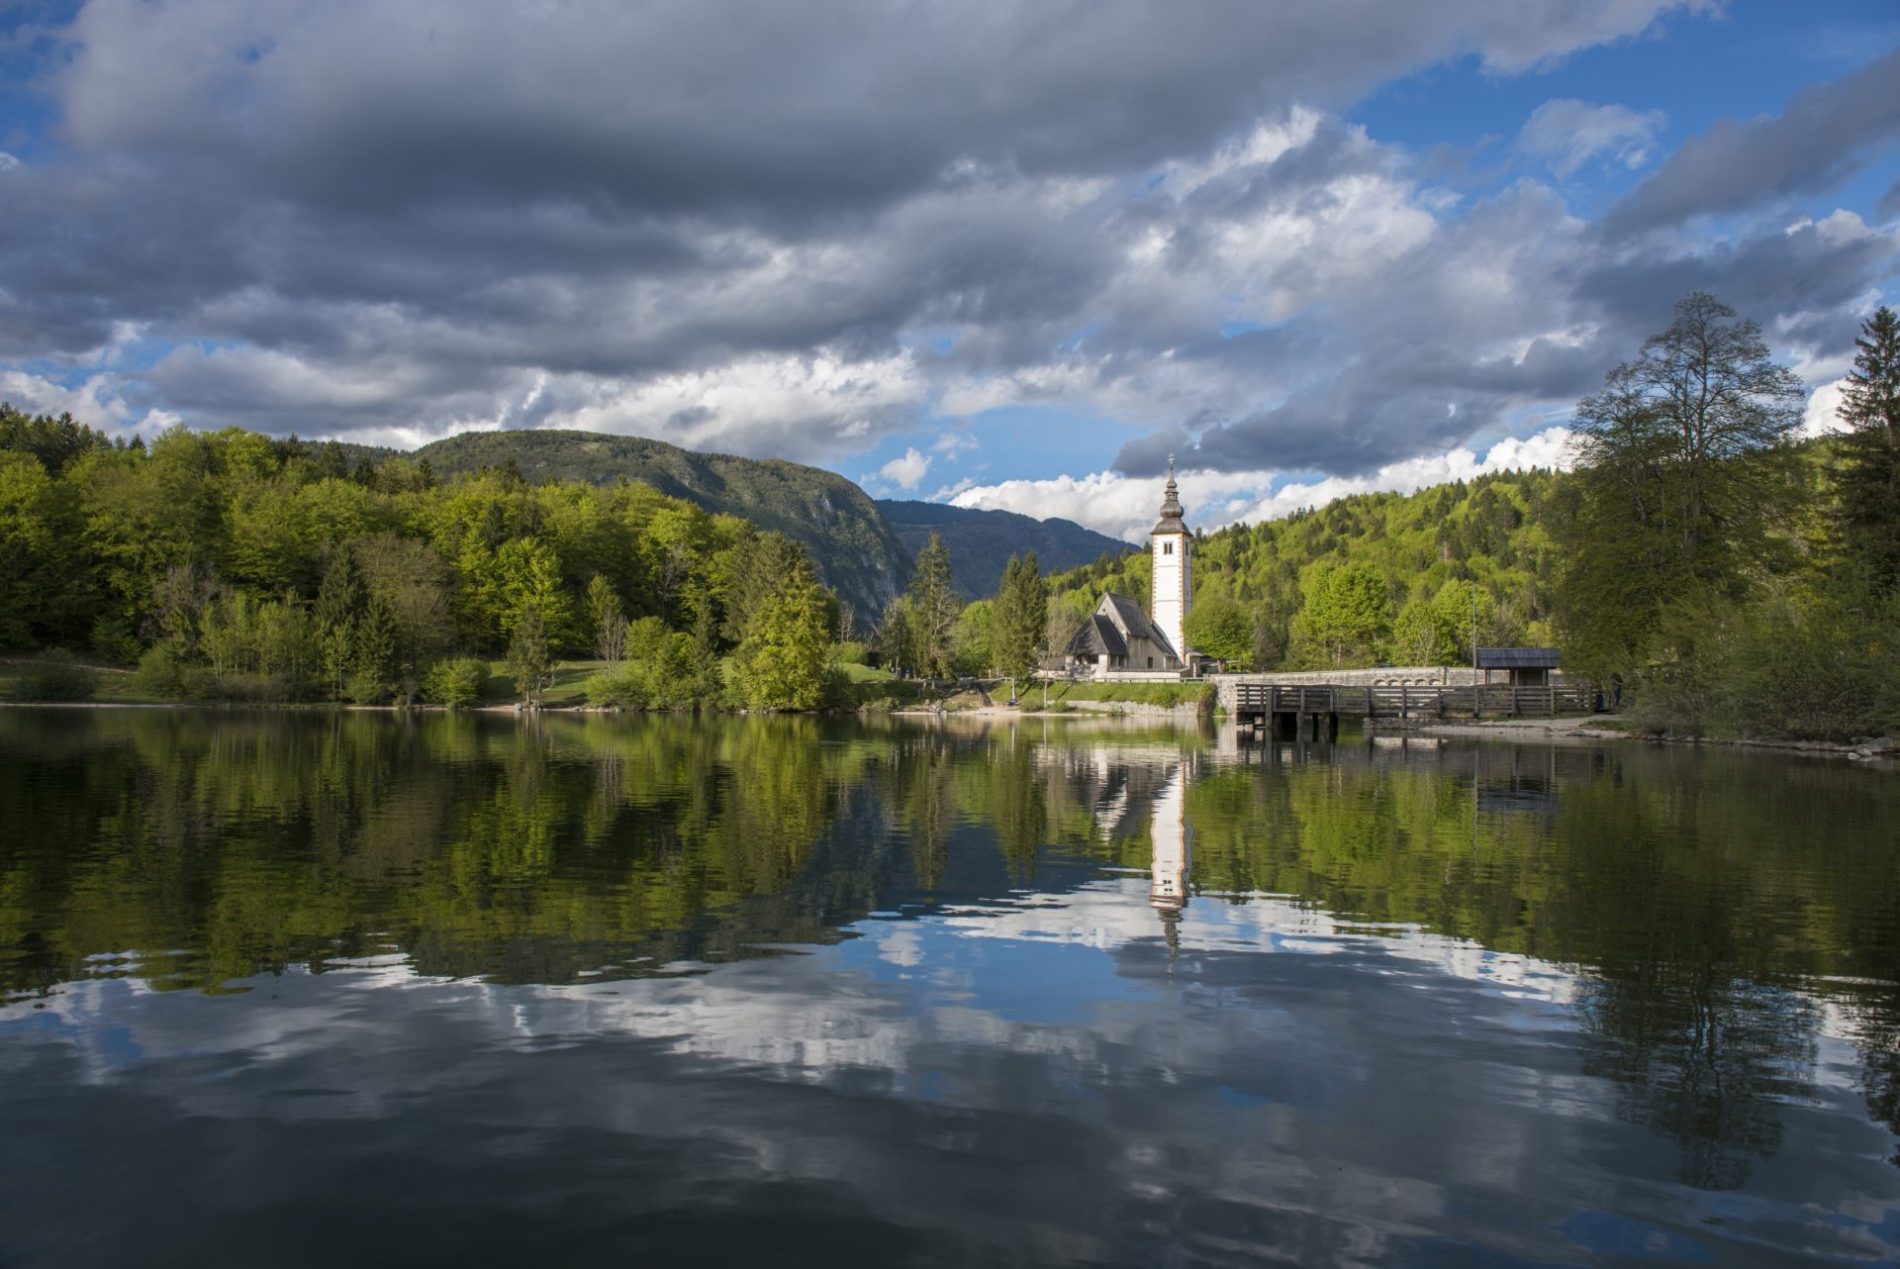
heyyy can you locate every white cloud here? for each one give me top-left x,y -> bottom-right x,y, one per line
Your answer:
0,368 -> 176,435
951,427 -> 1576,541
931,430 -> 977,455
1802,378 -> 1850,436
1519,99 -> 1667,177
878,447 -> 932,490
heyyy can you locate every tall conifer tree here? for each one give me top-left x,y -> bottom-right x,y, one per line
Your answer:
1835,306 -> 1900,589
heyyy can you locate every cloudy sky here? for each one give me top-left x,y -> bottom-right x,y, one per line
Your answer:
2,2 -> 1897,540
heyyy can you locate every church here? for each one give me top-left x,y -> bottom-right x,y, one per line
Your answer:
1058,467 -> 1198,678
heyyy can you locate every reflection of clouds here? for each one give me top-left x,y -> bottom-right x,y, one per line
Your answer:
6,882 -> 1897,1264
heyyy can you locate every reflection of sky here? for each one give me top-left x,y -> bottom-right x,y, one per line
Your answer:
4,730 -> 1898,1265
4,873 -> 1894,1266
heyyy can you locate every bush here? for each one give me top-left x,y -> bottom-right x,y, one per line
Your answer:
11,650 -> 99,702
1632,586 -> 1900,742
422,657 -> 488,708
344,666 -> 393,705
584,661 -> 647,709
832,641 -> 869,665
132,643 -> 189,699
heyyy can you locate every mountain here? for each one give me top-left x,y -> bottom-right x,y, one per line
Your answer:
877,499 -> 1129,600
413,430 -> 910,619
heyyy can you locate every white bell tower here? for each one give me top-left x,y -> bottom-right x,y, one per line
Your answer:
1150,459 -> 1191,666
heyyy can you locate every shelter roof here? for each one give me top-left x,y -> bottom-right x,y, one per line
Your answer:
1476,647 -> 1561,669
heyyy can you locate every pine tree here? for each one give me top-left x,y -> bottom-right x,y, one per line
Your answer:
1836,306 -> 1900,590
314,551 -> 362,699
346,594 -> 398,704
906,532 -> 961,680
991,552 -> 1047,686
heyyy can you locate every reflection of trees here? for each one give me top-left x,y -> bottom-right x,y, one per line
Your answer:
1179,740 -> 1900,1190
1578,964 -> 1818,1189
890,733 -> 957,891
6,711 -> 1900,1186
1841,988 -> 1900,1168
0,712 -> 880,993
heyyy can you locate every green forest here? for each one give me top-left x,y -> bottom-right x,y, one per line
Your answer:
0,413 -> 855,711
3,291 -> 1897,739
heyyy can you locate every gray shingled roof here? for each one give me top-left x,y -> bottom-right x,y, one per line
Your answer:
1068,614 -> 1128,659
1098,593 -> 1179,660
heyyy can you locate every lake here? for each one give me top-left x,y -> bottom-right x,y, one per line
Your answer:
1,709 -> 1896,1266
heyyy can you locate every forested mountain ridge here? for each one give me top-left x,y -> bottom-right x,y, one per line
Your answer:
876,499 -> 1125,600
412,430 -> 909,619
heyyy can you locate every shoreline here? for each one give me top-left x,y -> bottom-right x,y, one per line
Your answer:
5,700 -> 1893,762
1412,714 -> 1896,762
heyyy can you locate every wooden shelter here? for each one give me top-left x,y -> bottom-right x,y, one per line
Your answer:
1476,647 -> 1561,687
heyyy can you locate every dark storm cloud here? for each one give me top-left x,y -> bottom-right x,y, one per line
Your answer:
0,0 -> 1714,443
1603,47 -> 1900,236
6,0 -> 1890,477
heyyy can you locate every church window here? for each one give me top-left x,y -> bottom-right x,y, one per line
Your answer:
1163,542 -> 1173,555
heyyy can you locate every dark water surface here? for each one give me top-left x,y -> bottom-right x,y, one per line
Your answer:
2,710 -> 1898,1266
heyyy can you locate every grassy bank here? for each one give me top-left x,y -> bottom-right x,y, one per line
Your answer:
1030,680 -> 1213,709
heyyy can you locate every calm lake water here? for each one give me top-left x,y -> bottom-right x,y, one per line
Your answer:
2,710 -> 1897,1266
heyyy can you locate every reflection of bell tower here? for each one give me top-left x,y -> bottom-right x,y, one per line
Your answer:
1149,766 -> 1191,958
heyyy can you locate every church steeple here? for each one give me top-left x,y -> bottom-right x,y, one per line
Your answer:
1153,455 -> 1186,534
1149,459 -> 1191,666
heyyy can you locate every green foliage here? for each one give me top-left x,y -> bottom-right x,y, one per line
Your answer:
421,657 -> 488,707
736,561 -> 834,710
990,552 -> 1048,683
347,596 -> 399,704
1556,292 -> 1804,673
1391,579 -> 1507,667
0,403 -> 118,476
1183,591 -> 1251,666
586,573 -> 628,662
411,428 -> 906,621
1629,582 -> 1900,742
906,532 -> 961,679
952,598 -> 994,676
1042,469 -> 1561,672
1038,679 -> 1214,707
132,643 -> 190,699
873,599 -> 915,676
7,650 -> 99,702
1834,305 -> 1900,590
832,640 -> 869,665
0,416 -> 855,711
1288,561 -> 1391,668
506,605 -> 555,706
583,660 -> 649,709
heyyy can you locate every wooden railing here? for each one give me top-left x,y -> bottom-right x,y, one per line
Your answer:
1233,682 -> 1595,719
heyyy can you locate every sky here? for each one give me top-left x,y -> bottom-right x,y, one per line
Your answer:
1,1 -> 1897,542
